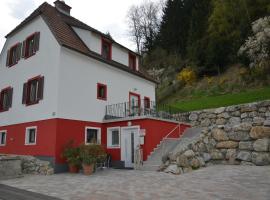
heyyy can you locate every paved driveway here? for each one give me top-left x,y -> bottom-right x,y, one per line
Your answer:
0,165 -> 270,200
0,184 -> 61,200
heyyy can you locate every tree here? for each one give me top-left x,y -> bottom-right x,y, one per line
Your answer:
186,0 -> 212,66
205,0 -> 270,73
238,16 -> 270,67
127,1 -> 162,54
135,0 -> 270,74
127,5 -> 143,54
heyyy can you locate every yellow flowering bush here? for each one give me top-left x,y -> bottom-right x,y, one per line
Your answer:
177,68 -> 196,85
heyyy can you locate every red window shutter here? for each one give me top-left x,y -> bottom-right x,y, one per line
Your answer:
34,32 -> 40,52
6,49 -> 10,66
16,43 -> 21,62
37,76 -> 44,100
8,88 -> 13,108
22,83 -> 28,104
22,40 -> 26,58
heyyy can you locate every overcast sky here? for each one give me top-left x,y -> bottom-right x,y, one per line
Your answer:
0,0 -> 159,51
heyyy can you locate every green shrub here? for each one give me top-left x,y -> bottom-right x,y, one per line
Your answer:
79,144 -> 107,165
62,141 -> 81,167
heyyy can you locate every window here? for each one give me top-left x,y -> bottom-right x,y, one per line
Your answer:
129,53 -> 136,70
97,83 -> 107,100
101,38 -> 112,60
144,97 -> 150,109
85,127 -> 101,144
107,127 -> 120,148
6,43 -> 21,67
22,32 -> 40,58
0,131 -> 7,146
22,76 -> 44,106
25,127 -> 37,145
0,87 -> 13,112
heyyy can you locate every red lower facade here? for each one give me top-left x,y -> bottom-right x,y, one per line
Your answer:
0,118 -> 190,172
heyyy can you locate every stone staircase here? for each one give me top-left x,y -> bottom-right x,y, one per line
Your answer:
140,127 -> 203,171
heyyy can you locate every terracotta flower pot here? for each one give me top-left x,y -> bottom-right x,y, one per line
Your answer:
82,164 -> 94,175
68,164 -> 79,173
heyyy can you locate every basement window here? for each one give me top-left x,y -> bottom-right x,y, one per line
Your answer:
25,127 -> 37,145
0,131 -> 7,146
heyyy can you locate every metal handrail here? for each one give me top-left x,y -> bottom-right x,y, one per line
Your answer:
161,123 -> 182,159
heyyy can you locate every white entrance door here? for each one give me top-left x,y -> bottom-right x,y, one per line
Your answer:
121,127 -> 140,168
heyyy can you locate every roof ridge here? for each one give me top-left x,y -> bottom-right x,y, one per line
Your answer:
5,2 -> 50,38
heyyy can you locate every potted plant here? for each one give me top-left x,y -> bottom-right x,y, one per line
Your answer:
79,144 -> 106,175
81,154 -> 96,175
62,142 -> 81,173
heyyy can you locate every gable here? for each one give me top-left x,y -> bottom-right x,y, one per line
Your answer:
3,2 -> 156,84
0,15 -> 60,70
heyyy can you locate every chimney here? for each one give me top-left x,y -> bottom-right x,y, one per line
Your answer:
54,0 -> 71,15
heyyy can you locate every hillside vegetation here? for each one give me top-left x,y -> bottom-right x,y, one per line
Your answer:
127,0 -> 270,111
154,65 -> 270,111
171,86 -> 270,112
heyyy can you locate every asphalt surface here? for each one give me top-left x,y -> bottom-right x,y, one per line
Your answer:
0,184 -> 61,200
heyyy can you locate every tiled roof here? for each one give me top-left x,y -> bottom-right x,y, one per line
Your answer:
6,2 -> 156,83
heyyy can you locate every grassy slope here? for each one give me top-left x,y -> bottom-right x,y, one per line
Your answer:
171,86 -> 270,112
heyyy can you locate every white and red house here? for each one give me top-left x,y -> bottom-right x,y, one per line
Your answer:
0,1 -> 189,172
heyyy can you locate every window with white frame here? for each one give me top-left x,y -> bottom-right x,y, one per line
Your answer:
0,131 -> 7,146
25,127 -> 37,145
107,127 -> 120,148
85,127 -> 101,144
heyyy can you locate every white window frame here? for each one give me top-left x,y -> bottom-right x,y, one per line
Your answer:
25,126 -> 37,145
0,130 -> 7,146
85,127 -> 101,144
107,127 -> 121,149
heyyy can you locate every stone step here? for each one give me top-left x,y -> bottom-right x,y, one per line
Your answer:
140,164 -> 160,171
143,161 -> 162,166
140,127 -> 204,171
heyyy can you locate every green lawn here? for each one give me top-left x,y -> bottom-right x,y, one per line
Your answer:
171,86 -> 270,112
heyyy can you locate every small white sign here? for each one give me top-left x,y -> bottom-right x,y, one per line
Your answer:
139,129 -> 146,136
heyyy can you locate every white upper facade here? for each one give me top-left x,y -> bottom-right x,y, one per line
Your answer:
0,1 -> 156,126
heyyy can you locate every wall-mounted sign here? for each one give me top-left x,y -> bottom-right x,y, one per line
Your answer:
139,129 -> 146,136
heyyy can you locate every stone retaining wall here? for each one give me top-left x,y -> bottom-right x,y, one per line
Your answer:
0,156 -> 22,179
0,155 -> 54,178
175,100 -> 270,128
162,100 -> 270,174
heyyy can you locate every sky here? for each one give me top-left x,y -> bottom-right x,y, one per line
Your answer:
0,0 -> 158,51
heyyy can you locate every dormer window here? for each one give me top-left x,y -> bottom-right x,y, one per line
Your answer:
6,43 -> 21,67
22,32 -> 40,59
129,53 -> 136,71
101,38 -> 112,60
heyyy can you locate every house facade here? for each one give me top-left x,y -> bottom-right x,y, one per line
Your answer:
0,1 -> 189,172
